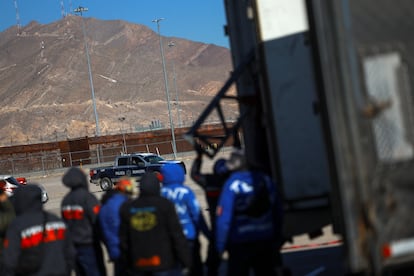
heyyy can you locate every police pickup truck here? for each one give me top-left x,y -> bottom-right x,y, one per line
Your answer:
89,153 -> 186,191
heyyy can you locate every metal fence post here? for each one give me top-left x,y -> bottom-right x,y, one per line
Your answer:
96,147 -> 101,164
10,158 -> 15,175
41,155 -> 46,176
69,152 -> 73,167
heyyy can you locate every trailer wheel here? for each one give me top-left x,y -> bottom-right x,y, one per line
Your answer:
100,177 -> 113,191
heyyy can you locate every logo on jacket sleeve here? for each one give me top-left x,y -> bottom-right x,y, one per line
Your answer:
93,204 -> 101,215
20,221 -> 67,249
229,180 -> 253,194
62,205 -> 84,220
136,255 -> 161,267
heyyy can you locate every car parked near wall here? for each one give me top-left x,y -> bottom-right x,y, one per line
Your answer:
0,175 -> 20,197
0,175 -> 48,203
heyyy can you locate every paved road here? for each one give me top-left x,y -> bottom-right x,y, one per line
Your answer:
27,152 -> 344,275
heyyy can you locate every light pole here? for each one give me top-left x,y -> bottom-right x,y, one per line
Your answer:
152,18 -> 177,159
74,6 -> 100,137
167,41 -> 182,128
119,117 -> 127,153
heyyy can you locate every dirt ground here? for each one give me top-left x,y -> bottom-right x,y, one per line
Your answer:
30,150 -> 341,274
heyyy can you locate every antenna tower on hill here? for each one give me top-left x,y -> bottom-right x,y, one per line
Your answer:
60,0 -> 65,17
14,0 -> 21,34
69,0 -> 73,14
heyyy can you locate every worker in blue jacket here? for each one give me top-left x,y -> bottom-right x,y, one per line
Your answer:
98,177 -> 134,276
161,162 -> 211,276
215,149 -> 284,276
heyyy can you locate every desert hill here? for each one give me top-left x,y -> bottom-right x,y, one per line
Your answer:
0,15 -> 236,146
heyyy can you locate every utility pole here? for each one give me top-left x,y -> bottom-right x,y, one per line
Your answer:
74,6 -> 100,137
152,18 -> 177,159
74,6 -> 102,164
168,41 -> 182,128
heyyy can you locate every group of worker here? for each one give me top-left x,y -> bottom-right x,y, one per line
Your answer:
0,147 -> 285,276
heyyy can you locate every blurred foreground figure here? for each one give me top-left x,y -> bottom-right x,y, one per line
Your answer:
2,184 -> 75,275
162,163 -> 211,276
190,151 -> 231,276
216,149 -> 284,276
119,171 -> 191,275
0,187 -> 15,272
99,177 -> 134,276
61,167 -> 107,276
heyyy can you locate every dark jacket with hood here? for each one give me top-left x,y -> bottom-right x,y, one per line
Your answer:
0,190 -> 15,264
119,172 -> 191,273
2,184 -> 75,276
61,167 -> 101,245
190,155 -> 231,229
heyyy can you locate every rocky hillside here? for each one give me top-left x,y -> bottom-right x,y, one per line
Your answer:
0,15 -> 237,146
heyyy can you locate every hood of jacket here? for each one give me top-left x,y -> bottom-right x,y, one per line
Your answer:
139,172 -> 160,196
13,184 -> 43,215
62,167 -> 89,190
160,163 -> 185,186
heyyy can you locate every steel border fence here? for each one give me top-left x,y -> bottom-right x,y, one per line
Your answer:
0,138 -> 191,177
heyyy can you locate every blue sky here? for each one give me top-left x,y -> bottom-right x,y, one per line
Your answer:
0,0 -> 230,48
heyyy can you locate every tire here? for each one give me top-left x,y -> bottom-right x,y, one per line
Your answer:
100,177 -> 113,191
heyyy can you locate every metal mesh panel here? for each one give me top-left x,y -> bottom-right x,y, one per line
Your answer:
345,0 -> 414,269
362,52 -> 413,162
350,0 -> 414,162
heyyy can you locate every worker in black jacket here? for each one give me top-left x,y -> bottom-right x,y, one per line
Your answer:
190,151 -> 231,276
61,167 -> 106,276
2,184 -> 75,276
119,171 -> 191,275
0,188 -> 15,272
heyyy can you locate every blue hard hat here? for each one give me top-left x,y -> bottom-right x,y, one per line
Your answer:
213,158 -> 228,174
